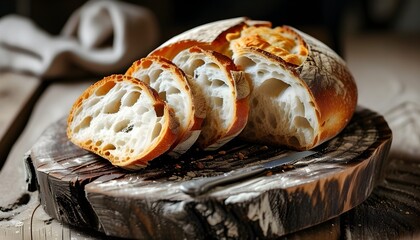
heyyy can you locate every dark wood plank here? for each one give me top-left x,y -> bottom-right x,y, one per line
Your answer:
27,108 -> 392,239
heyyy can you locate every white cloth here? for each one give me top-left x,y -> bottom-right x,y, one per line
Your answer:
0,0 -> 159,78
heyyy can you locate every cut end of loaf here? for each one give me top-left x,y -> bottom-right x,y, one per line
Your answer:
234,49 -> 319,149
67,75 -> 179,170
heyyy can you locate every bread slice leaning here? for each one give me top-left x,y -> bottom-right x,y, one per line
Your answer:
172,46 -> 250,150
126,56 -> 206,156
67,74 -> 180,170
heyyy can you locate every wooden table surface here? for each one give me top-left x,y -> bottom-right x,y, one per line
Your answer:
1,33 -> 420,239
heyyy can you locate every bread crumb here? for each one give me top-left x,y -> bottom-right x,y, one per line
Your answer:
238,152 -> 245,160
218,150 -> 226,155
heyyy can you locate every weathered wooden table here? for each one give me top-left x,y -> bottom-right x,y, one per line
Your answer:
1,34 -> 420,239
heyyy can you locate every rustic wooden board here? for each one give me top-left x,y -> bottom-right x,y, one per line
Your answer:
26,107 -> 392,239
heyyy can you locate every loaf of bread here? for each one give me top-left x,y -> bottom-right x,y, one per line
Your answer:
67,74 -> 179,170
125,56 -> 206,156
68,17 -> 357,169
152,17 -> 357,150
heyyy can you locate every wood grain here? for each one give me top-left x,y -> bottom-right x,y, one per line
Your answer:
27,108 -> 392,239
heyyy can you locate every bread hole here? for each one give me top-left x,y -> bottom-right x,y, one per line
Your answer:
137,74 -> 150,85
122,91 -> 140,107
294,116 -> 311,129
95,141 -> 103,146
95,81 -> 116,96
257,70 -> 266,78
159,91 -> 167,101
104,91 -> 125,114
104,100 -> 121,114
152,123 -> 162,140
235,56 -> 256,69
74,116 -> 92,133
103,144 -> 116,151
191,59 -> 205,69
167,87 -> 181,95
86,98 -> 100,108
150,69 -> 163,81
74,106 -> 83,117
294,99 -> 305,115
85,140 -> 93,146
211,79 -> 226,88
114,119 -> 130,133
206,62 -> 219,69
259,78 -> 290,98
154,104 -> 164,117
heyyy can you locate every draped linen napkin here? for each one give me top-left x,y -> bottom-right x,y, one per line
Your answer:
0,0 -> 159,79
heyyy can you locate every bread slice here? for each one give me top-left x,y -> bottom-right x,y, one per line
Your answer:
67,74 -> 180,170
172,46 -> 250,150
126,56 -> 206,156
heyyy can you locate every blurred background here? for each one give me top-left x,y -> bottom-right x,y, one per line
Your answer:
1,0 -> 419,58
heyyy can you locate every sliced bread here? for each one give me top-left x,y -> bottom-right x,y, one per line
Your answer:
67,74 -> 180,170
172,46 -> 250,150
126,56 -> 206,156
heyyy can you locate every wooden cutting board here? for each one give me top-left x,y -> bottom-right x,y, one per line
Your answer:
26,107 -> 392,239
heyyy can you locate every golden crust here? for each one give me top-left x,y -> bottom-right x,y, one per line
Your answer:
67,74 -> 179,169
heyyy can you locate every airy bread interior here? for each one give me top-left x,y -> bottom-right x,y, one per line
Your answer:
67,75 -> 178,169
173,47 -> 249,150
233,49 -> 319,149
127,57 -> 205,155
